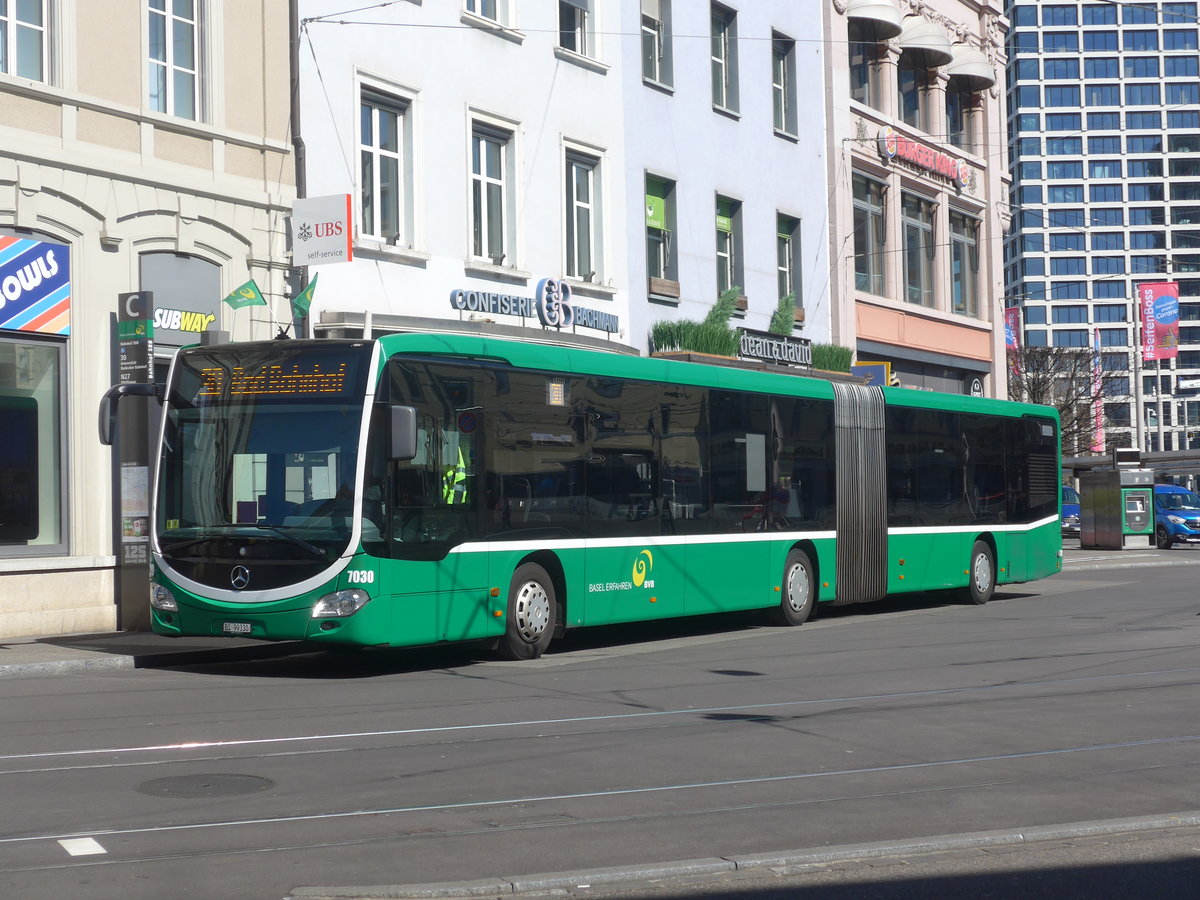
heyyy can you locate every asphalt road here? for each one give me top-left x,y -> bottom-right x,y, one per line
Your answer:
2,554 -> 1198,900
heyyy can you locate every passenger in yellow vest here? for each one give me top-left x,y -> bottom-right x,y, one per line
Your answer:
443,446 -> 468,504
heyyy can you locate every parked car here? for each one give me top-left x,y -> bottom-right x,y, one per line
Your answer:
1061,484 -> 1081,536
1154,483 -> 1200,549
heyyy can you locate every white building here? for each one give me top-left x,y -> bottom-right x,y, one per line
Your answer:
0,0 -> 293,639
297,0 -> 830,354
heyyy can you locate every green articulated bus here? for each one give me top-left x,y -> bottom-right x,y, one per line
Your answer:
115,334 -> 1062,659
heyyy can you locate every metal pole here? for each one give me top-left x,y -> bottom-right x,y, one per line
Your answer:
1156,359 -> 1165,451
289,0 -> 309,338
1133,297 -> 1145,452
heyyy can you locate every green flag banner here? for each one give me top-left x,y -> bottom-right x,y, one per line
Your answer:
223,279 -> 267,310
291,273 -> 318,318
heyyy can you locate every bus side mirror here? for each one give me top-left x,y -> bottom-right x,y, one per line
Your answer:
98,383 -> 159,446
389,405 -> 417,460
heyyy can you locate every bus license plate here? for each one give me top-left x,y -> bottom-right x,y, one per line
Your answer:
222,622 -> 252,635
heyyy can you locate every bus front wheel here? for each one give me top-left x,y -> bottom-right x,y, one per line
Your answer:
769,549 -> 814,626
958,540 -> 995,605
501,563 -> 557,660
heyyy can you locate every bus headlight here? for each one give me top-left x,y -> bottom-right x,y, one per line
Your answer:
312,589 -> 371,618
149,583 -> 178,612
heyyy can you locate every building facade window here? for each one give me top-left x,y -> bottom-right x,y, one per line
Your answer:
558,0 -> 592,57
148,0 -> 199,120
710,3 -> 738,112
564,149 -> 599,281
465,0 -> 500,22
1085,58 -> 1118,78
853,173 -> 886,295
1,0 -> 46,81
645,174 -> 677,289
641,0 -> 671,85
471,124 -> 511,264
715,195 -> 742,296
777,213 -> 801,307
950,211 -> 979,318
897,55 -> 930,131
359,90 -> 409,245
946,84 -> 976,151
848,20 -> 881,109
902,193 -> 935,307
772,32 -> 796,135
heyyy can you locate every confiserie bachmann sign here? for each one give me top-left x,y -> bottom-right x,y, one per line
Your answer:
738,328 -> 812,367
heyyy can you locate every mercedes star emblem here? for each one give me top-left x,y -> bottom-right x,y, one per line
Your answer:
230,565 -> 251,590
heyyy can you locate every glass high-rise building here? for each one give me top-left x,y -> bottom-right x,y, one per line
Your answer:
1005,1 -> 1200,453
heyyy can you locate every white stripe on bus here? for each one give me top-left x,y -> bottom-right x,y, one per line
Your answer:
447,515 -> 1060,555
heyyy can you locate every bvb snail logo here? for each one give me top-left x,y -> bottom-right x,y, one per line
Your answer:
632,549 -> 654,587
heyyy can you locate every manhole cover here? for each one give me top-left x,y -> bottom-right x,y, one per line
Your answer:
137,774 -> 274,798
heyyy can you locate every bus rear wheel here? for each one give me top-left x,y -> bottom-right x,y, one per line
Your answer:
958,540 -> 995,605
500,563 -> 557,660
769,549 -> 814,626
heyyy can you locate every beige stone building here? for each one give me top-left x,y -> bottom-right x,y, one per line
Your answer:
0,0 -> 293,638
825,0 -> 1009,396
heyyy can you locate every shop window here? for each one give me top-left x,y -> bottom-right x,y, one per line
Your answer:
0,336 -> 63,552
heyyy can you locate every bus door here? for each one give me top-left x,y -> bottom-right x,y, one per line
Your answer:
689,390 -> 773,615
371,361 -> 488,645
582,379 -> 684,626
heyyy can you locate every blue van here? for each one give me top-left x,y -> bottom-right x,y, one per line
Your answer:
1061,484 -> 1081,536
1154,483 -> 1200,548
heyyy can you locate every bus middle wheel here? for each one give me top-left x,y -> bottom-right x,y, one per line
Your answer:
769,549 -> 814,626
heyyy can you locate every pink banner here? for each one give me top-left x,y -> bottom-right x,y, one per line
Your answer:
1091,328 -> 1105,453
1003,307 -> 1021,351
1139,282 -> 1180,361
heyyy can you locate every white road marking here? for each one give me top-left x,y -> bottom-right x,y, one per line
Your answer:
58,837 -> 106,856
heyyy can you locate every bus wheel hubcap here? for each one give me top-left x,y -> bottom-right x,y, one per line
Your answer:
974,555 -> 992,593
787,563 -> 809,612
514,582 -> 550,641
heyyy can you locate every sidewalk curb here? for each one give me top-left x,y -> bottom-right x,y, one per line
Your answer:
287,811 -> 1200,899
1062,557 -> 1200,571
0,641 -> 307,679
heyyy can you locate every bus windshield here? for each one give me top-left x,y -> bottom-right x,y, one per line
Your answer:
155,342 -> 374,572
